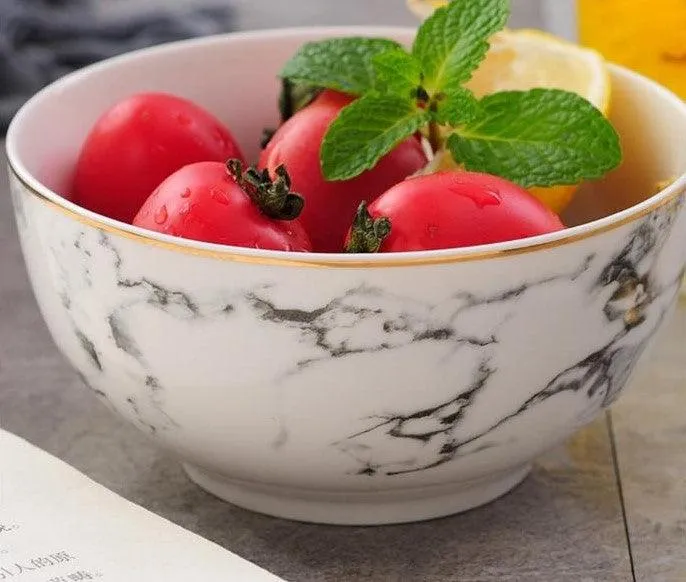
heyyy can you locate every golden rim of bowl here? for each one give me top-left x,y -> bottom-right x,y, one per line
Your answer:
9,165 -> 686,269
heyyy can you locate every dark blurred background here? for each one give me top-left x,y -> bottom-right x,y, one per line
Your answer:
0,0 -> 543,133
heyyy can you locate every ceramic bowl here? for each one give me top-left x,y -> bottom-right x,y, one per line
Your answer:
6,27 -> 686,525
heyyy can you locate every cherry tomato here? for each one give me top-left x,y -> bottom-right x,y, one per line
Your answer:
73,92 -> 245,223
259,90 -> 428,252
345,171 -> 565,253
132,160 -> 311,252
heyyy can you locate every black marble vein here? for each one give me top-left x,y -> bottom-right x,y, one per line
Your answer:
338,361 -> 495,476
117,277 -> 199,317
74,328 -> 101,371
76,371 -> 106,399
247,284 -> 513,378
125,395 -> 158,434
107,313 -> 143,359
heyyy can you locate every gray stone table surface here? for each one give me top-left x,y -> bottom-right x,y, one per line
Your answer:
1,1 -> 685,580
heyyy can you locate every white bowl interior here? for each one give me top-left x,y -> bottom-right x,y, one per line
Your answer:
566,68 -> 686,225
7,26 -> 686,231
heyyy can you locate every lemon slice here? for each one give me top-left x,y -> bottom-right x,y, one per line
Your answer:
406,0 -> 448,19
466,29 -> 610,115
406,1 -> 612,213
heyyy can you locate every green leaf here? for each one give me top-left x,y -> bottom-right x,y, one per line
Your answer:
447,89 -> 622,187
412,0 -> 509,93
371,48 -> 423,99
280,37 -> 402,95
434,87 -> 480,125
321,94 -> 431,181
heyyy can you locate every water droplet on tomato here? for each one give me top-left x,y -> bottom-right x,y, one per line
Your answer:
448,184 -> 501,209
213,127 -> 227,148
176,112 -> 191,126
211,187 -> 230,205
154,205 -> 168,224
426,224 -> 440,238
180,188 -> 191,198
483,189 -> 502,204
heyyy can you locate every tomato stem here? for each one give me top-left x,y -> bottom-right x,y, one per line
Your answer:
278,78 -> 322,122
344,201 -> 391,254
226,159 -> 304,221
260,127 -> 277,149
427,98 -> 442,154
414,85 -> 430,105
428,120 -> 442,154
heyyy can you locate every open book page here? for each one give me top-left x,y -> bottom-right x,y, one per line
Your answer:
0,429 -> 286,581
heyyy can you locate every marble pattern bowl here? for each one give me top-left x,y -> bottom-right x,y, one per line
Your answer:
6,27 -> 686,525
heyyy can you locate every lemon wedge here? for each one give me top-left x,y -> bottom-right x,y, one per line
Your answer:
466,29 -> 610,114
406,1 -> 612,213
406,0 -> 448,19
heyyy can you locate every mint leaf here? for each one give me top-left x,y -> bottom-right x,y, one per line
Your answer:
321,94 -> 431,181
412,0 -> 509,93
447,89 -> 622,187
280,37 -> 402,95
371,48 -> 423,99
434,87 -> 480,125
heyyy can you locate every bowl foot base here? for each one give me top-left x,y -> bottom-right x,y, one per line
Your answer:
182,463 -> 532,525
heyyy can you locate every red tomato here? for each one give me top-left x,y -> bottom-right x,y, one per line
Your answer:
73,92 -> 245,223
259,90 -> 428,252
132,160 -> 311,252
345,171 -> 565,252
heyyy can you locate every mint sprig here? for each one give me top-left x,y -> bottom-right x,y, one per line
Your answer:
278,0 -> 622,189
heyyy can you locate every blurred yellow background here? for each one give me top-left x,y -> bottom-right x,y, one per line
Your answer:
578,0 -> 686,99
